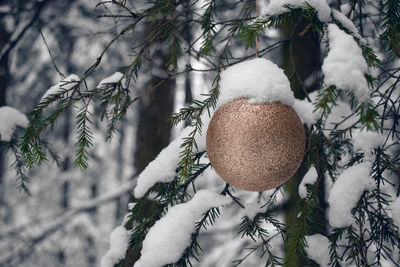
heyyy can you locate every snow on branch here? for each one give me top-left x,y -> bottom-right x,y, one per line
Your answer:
134,190 -> 231,267
101,226 -> 131,267
134,115 -> 210,198
322,24 -> 370,103
263,0 -> 331,22
216,58 -> 295,109
328,162 -> 375,228
331,9 -> 363,40
352,130 -> 386,160
304,234 -> 331,266
298,166 -> 318,198
0,106 -> 28,141
97,72 -> 124,88
40,74 -> 80,101
293,98 -> 320,127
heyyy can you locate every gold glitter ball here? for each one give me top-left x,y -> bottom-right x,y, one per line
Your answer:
206,98 -> 306,191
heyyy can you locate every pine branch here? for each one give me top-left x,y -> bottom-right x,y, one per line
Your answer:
283,181 -> 324,266
173,207 -> 222,266
199,0 -> 217,56
236,212 -> 284,266
172,74 -> 220,184
1,137 -> 30,195
381,0 -> 400,58
73,107 -> 94,169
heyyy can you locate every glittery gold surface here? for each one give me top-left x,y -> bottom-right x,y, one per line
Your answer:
206,98 -> 306,191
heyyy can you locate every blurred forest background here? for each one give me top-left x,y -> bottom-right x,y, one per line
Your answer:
0,0 -> 399,267
0,1 -> 274,266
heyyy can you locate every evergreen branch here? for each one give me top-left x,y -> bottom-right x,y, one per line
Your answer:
166,31 -> 183,71
283,181 -> 324,266
237,212 -> 284,266
170,73 -> 220,125
199,0 -> 217,56
381,0 -> 400,58
19,11 -> 147,169
173,207 -> 222,266
20,84 -> 79,168
73,107 -> 94,169
314,85 -> 338,117
329,228 -> 345,267
172,74 -> 220,184
1,137 -> 30,195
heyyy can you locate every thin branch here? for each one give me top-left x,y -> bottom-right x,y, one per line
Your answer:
0,0 -> 49,63
38,27 -> 65,79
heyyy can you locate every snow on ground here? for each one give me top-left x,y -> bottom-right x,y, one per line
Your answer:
305,234 -> 331,266
0,106 -> 28,141
217,58 -> 294,109
322,24 -> 370,103
263,0 -> 331,22
97,72 -> 124,88
134,190 -> 231,267
298,166 -> 318,198
328,162 -> 375,228
41,74 -> 80,101
100,226 -> 131,267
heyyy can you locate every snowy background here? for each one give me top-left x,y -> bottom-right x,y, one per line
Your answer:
1,0 -> 400,267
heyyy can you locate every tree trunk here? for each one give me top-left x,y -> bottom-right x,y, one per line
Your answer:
0,22 -> 10,220
281,17 -> 326,265
124,39 -> 176,267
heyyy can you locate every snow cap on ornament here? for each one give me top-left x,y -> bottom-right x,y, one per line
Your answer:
206,58 -> 305,191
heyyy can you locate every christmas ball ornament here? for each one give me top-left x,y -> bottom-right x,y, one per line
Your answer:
205,58 -> 306,191
206,98 -> 305,191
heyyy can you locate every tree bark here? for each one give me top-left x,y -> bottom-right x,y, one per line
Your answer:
281,17 -> 326,265
125,36 -> 176,267
0,21 -> 10,220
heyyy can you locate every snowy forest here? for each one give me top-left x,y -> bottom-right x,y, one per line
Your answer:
0,0 -> 399,266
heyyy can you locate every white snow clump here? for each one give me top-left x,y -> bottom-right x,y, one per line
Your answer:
243,203 -> 265,220
298,166 -> 318,198
340,3 -> 351,15
264,0 -> 331,22
305,234 -> 331,266
97,72 -> 124,88
331,9 -> 363,40
328,162 -> 375,228
0,106 -> 28,141
134,190 -> 231,267
352,130 -> 385,160
216,58 -> 295,109
293,99 -> 320,126
100,226 -> 131,267
41,74 -> 80,101
134,114 -> 211,198
322,24 -> 370,103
